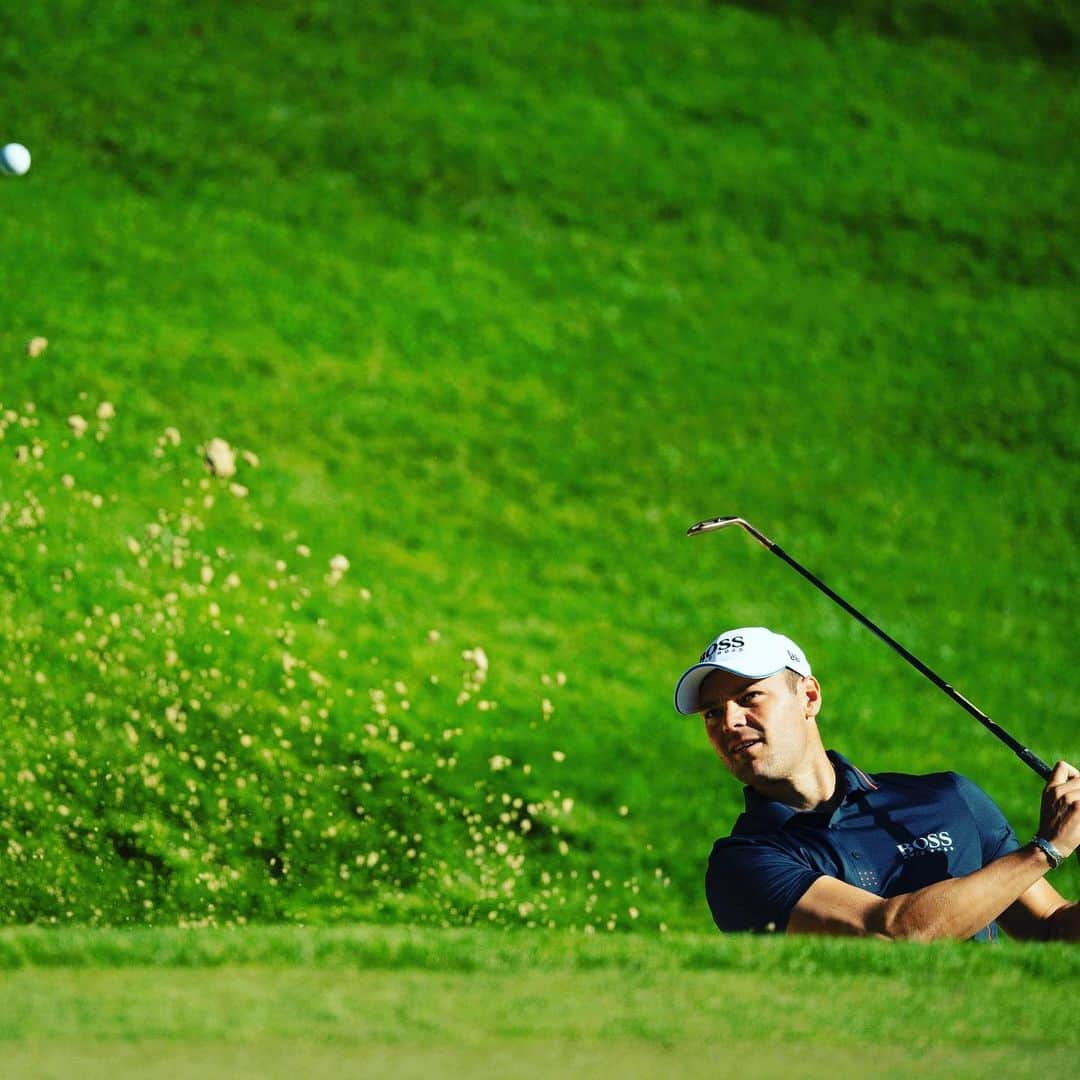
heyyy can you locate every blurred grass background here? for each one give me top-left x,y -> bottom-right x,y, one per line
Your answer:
0,0 -> 1076,936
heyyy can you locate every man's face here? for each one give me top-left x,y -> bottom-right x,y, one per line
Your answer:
697,668 -> 821,786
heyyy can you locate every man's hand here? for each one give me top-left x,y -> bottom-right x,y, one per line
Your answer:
1038,760 -> 1080,861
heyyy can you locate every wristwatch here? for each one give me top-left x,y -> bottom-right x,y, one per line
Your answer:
1031,835 -> 1064,870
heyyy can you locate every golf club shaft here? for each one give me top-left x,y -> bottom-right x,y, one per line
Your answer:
688,516 -> 1053,781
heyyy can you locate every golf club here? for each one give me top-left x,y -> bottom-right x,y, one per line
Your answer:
688,515 -> 1054,781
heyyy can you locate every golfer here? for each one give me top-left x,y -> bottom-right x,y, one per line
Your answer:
675,626 -> 1080,941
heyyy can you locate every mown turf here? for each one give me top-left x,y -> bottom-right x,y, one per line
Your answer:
3,923 -> 1079,978
6,979 -> 1078,1080
0,926 -> 1077,1079
0,0 -> 1077,932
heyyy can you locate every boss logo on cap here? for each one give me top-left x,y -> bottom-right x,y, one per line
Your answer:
700,635 -> 745,663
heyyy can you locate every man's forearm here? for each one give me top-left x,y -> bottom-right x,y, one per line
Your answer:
870,844 -> 1052,942
1046,901 -> 1080,942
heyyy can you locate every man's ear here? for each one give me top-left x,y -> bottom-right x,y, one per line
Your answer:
803,676 -> 822,720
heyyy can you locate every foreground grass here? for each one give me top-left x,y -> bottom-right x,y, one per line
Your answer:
6,972 -> 1077,1079
3,922 -> 1079,978
0,926 -> 1076,1080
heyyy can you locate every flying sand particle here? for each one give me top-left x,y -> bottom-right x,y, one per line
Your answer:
203,438 -> 237,478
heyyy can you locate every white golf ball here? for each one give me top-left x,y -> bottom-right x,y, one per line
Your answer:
1,143 -> 31,176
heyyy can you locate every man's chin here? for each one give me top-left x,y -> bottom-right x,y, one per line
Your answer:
730,755 -> 773,785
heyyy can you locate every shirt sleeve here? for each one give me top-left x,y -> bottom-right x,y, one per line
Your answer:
705,837 -> 822,933
950,773 -> 1021,865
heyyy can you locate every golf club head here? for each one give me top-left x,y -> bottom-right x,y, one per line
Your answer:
686,515 -> 774,549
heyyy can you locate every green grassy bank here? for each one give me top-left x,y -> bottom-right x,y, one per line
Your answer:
0,0 -> 1076,931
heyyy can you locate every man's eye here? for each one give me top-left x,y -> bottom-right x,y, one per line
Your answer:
739,693 -> 759,706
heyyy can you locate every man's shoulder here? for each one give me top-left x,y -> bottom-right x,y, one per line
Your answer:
863,767 -> 999,813
707,828 -> 815,883
715,818 -> 803,853
867,767 -> 962,793
725,809 -> 787,840
829,750 -> 963,796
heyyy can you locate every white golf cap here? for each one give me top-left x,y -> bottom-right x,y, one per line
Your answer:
674,626 -> 812,715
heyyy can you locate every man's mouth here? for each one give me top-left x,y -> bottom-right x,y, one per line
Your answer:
729,738 -> 763,757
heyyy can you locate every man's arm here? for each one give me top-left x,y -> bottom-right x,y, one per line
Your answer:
998,878 -> 1078,941
788,760 -> 1080,941
788,843 -> 1057,940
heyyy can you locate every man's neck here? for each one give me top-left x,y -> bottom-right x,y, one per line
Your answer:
750,750 -> 838,811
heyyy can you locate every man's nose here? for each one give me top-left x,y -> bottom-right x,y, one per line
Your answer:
719,702 -> 748,732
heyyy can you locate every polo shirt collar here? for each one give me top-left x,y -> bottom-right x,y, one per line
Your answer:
742,750 -> 876,827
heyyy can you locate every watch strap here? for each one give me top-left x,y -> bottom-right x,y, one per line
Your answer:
1031,835 -> 1064,870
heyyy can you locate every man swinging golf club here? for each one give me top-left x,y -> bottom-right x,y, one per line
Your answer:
675,627 -> 1080,940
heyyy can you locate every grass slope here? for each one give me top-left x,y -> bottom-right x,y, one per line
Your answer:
0,1 -> 1076,929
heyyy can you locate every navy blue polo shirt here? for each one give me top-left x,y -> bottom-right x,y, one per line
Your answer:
706,750 -> 1021,941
